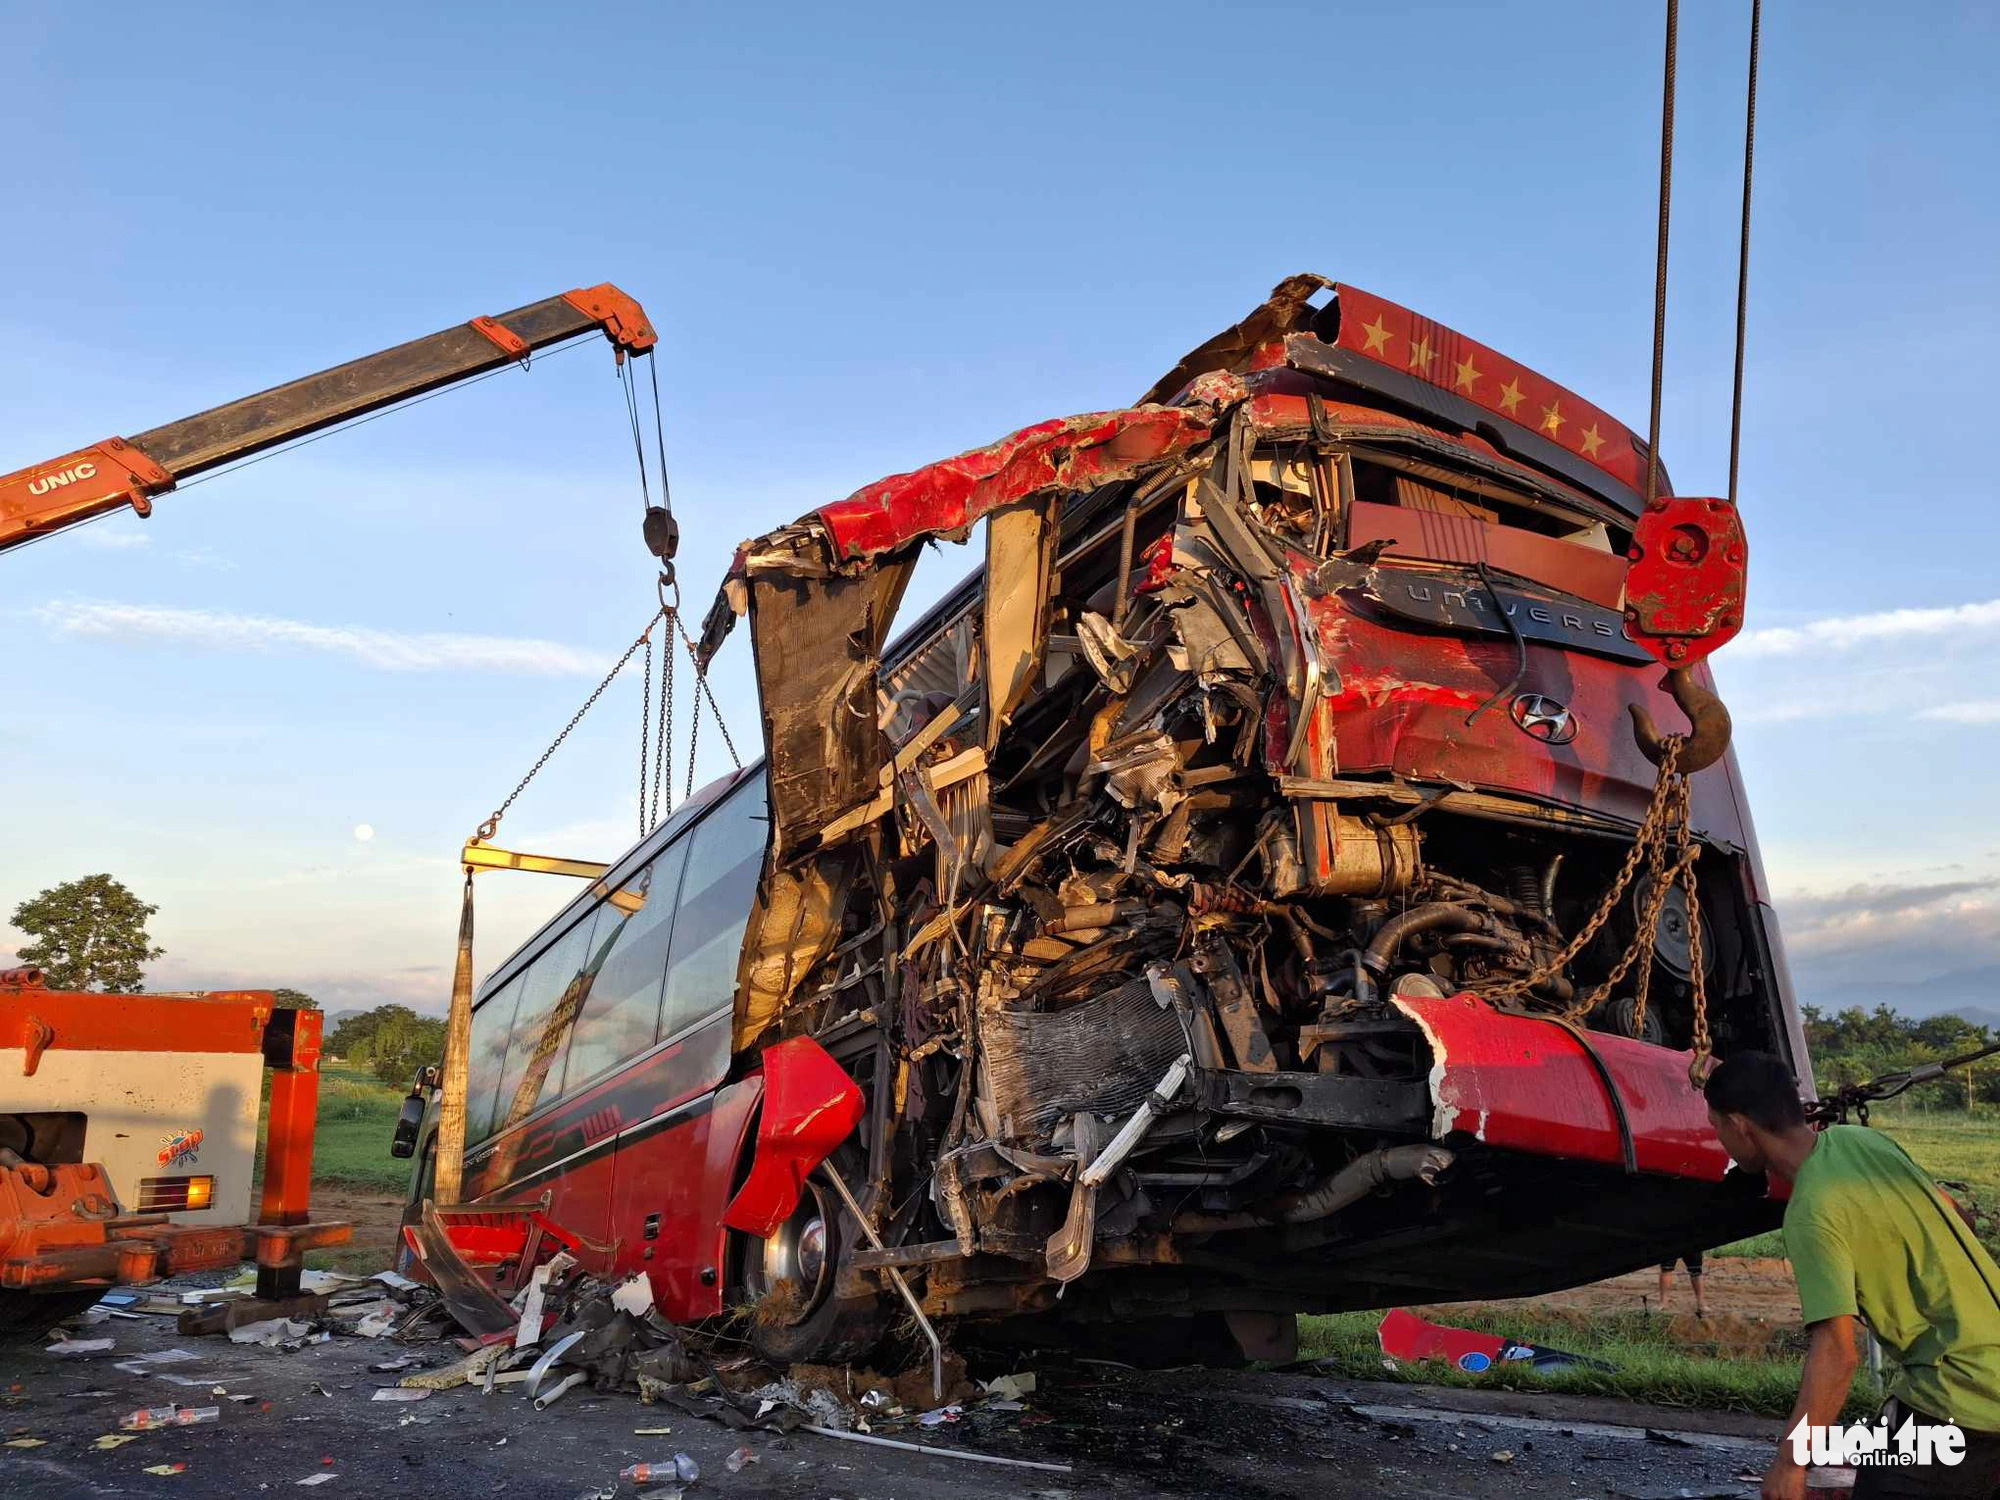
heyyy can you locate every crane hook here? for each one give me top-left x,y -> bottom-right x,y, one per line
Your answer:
1629,666 -> 1732,773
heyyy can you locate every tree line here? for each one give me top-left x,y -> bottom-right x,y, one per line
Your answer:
1802,1004 -> 1999,1111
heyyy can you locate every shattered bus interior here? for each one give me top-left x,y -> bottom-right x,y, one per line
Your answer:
440,275 -> 1805,1367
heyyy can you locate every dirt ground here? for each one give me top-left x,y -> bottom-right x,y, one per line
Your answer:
308,1189 -> 405,1270
1479,1257 -> 1803,1325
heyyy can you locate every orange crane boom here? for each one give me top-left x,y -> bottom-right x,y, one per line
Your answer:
0,284 -> 656,552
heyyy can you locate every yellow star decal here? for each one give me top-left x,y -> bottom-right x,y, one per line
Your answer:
1407,336 -> 1435,373
1452,354 -> 1482,392
1497,377 -> 1526,415
1360,315 -> 1395,355
1578,423 -> 1605,457
1540,402 -> 1565,436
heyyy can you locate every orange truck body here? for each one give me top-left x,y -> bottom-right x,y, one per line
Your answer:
0,968 -> 346,1331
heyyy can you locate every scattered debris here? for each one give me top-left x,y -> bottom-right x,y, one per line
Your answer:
1377,1308 -> 1611,1374
229,1318 -> 325,1349
120,1404 -> 220,1431
619,1456 -> 699,1484
3,1437 -> 46,1448
534,1371 -> 590,1411
801,1423 -> 1074,1472
93,1434 -> 140,1450
983,1372 -> 1036,1401
295,1475 -> 338,1488
121,1348 -> 200,1366
45,1337 -> 114,1355
142,1462 -> 187,1475
725,1445 -> 757,1472
369,1388 -> 432,1403
609,1274 -> 654,1317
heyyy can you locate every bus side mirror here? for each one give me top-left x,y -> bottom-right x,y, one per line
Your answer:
390,1089 -> 425,1159
390,1066 -> 436,1159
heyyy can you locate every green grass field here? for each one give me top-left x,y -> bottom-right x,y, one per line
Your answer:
309,1064 -> 413,1194
1713,1110 -> 1999,1259
1298,1305 -> 1882,1421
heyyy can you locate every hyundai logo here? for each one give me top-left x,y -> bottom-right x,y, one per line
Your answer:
1510,692 -> 1577,745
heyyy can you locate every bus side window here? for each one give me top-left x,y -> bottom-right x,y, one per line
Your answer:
659,779 -> 767,1039
465,976 -> 522,1146
491,910 -> 602,1137
558,840 -> 692,1095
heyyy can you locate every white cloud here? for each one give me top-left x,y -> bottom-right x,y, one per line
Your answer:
1917,701 -> 2000,724
1734,598 -> 2000,658
173,547 -> 238,572
35,600 -> 609,677
76,528 -> 150,550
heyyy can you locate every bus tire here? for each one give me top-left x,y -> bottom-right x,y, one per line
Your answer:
743,1150 -> 888,1367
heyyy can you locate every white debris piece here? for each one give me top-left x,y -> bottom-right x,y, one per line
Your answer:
229,1318 -> 320,1348
609,1273 -> 655,1316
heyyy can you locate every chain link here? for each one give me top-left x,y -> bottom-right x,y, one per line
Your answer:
638,628 -> 654,840
650,604 -> 674,830
1480,732 -> 1713,1081
473,606 -> 665,846
674,608 -> 741,768
1482,735 -> 1684,1005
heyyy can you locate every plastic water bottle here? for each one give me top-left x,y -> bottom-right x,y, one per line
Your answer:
619,1455 -> 698,1483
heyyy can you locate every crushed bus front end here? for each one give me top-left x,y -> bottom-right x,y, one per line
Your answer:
705,275 -> 1804,1350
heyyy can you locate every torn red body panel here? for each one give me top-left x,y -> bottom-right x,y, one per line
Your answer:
814,402 -> 1226,563
721,1036 -> 864,1237
1378,1307 -> 1598,1373
1298,573 -> 1744,834
1391,992 -> 1730,1181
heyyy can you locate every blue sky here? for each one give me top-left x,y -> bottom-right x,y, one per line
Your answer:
5,1 -> 1997,1016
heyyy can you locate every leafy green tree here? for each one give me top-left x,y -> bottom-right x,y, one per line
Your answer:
9,874 -> 164,993
271,988 -> 319,1010
1802,1002 -> 1996,1112
326,1004 -> 445,1084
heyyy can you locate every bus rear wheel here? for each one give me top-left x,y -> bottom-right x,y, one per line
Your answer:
742,1155 -> 887,1367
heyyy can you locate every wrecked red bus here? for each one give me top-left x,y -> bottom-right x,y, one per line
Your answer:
399,275 -> 1806,1363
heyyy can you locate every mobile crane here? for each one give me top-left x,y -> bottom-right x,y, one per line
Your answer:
0,283 -> 661,1341
1,283 -> 656,550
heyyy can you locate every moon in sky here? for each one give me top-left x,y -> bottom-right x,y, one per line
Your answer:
353,824 -> 376,843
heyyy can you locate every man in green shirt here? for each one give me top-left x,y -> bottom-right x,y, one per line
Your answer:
1705,1050 -> 2000,1500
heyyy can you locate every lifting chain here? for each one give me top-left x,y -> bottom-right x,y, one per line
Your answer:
1481,733 -> 1712,1085
648,573 -> 679,832
473,606 -> 666,846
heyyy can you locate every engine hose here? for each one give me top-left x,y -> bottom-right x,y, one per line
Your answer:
1507,863 -> 1546,919
1360,904 -> 1489,980
1425,876 -> 1560,938
1175,1143 -> 1455,1233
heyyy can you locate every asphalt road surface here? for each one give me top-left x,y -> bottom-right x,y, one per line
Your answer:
0,1313 -> 1781,1499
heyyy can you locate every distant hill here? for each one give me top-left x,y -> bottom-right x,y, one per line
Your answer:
1793,960 -> 2000,1031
